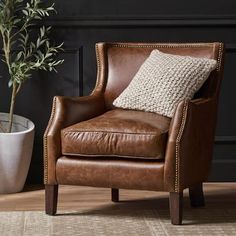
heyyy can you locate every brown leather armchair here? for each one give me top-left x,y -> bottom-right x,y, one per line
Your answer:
44,42 -> 224,225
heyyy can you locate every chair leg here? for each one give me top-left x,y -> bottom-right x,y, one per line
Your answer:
189,183 -> 205,207
111,188 -> 119,202
45,184 -> 58,215
169,192 -> 183,225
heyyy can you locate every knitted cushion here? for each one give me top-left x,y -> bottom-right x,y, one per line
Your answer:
113,50 -> 217,117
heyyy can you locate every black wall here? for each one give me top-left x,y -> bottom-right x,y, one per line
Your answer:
1,0 -> 236,183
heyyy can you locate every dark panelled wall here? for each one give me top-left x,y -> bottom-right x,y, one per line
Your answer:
0,0 -> 236,183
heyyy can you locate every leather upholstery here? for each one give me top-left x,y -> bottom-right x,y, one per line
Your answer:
44,42 -> 224,194
44,94 -> 106,184
56,156 -> 165,190
61,109 -> 170,159
164,98 -> 218,192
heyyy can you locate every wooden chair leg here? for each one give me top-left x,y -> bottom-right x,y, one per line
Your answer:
169,192 -> 183,225
111,188 -> 119,202
45,184 -> 58,215
189,183 -> 205,207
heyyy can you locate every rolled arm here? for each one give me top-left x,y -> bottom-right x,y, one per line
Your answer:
164,98 -> 218,192
44,93 -> 106,184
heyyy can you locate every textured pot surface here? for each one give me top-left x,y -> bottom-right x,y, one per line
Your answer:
0,113 -> 35,194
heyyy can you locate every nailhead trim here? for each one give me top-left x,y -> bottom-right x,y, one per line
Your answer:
95,44 -> 101,88
216,43 -> 223,72
112,43 -> 213,48
93,44 -> 105,93
174,101 -> 188,192
43,97 -> 57,184
111,43 -> 217,50
110,42 -> 223,72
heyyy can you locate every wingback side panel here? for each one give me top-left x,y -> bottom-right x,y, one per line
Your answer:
94,42 -> 222,109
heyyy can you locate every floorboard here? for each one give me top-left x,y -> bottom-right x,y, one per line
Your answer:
0,183 -> 235,212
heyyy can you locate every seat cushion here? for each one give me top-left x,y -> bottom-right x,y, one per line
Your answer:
61,109 -> 171,160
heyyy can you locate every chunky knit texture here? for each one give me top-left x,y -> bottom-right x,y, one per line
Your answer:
113,50 -> 217,117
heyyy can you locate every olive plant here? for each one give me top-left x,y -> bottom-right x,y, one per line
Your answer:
0,0 -> 64,132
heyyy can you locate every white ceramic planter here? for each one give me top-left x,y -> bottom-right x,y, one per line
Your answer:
0,113 -> 35,194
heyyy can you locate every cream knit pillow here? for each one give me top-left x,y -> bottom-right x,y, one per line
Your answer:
113,50 -> 217,117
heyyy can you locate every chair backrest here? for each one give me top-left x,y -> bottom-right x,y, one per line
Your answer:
93,42 -> 224,109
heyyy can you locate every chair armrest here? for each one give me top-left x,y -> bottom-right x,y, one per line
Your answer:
44,94 -> 106,184
164,98 -> 218,192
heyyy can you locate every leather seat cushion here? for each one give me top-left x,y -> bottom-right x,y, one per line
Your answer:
61,109 -> 171,160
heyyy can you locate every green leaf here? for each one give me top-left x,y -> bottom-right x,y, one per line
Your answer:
8,80 -> 13,88
1,0 -> 64,89
13,18 -> 21,24
22,9 -> 28,16
16,51 -> 23,61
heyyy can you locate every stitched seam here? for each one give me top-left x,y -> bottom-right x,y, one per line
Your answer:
62,152 -> 163,160
43,97 -> 57,184
174,101 -> 188,192
63,130 -> 165,136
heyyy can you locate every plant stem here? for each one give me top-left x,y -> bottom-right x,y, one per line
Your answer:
16,83 -> 22,95
7,82 -> 17,133
0,1 -> 13,133
1,0 -> 12,69
5,31 -> 11,75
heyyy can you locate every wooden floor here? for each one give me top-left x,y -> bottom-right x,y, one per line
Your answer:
0,183 -> 236,212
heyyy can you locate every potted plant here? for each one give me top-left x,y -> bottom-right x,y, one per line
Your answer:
0,0 -> 63,193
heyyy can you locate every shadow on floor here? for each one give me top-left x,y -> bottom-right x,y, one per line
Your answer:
56,189 -> 236,225
23,185 -> 45,192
